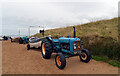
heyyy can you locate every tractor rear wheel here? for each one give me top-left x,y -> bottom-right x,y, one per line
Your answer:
55,53 -> 66,69
41,38 -> 52,59
79,49 -> 91,63
19,38 -> 23,44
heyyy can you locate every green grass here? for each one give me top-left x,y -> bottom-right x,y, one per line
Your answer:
92,55 -> 120,67
108,60 -> 120,67
91,55 -> 109,62
33,17 -> 118,40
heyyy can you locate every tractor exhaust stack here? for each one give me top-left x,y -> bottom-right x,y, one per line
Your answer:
73,27 -> 76,38
40,29 -> 45,37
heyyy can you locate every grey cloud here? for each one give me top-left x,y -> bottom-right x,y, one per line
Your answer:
2,1 -> 118,36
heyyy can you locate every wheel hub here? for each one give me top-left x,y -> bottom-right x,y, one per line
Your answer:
56,56 -> 61,66
81,52 -> 87,60
42,43 -> 46,55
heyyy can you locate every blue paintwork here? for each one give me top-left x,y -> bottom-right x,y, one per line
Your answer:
59,37 -> 81,53
47,36 -> 81,58
20,36 -> 29,43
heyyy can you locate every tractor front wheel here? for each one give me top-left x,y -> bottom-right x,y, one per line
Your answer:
27,44 -> 30,50
55,53 -> 66,69
79,49 -> 91,63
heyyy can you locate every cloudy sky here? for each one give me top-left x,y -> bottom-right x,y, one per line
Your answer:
0,0 -> 119,36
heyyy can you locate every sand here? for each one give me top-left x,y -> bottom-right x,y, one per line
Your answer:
2,41 -> 119,74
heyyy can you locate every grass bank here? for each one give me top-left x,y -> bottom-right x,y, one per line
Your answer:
92,55 -> 120,67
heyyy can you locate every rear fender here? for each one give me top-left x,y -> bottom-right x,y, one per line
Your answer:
46,37 -> 54,48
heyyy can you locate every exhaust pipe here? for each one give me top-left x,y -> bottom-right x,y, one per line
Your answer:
40,29 -> 45,37
73,27 -> 76,38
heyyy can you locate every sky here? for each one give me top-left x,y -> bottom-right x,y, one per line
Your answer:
0,0 -> 119,36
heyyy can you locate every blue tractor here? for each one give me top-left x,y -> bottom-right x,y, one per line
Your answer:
19,36 -> 29,44
27,27 -> 91,69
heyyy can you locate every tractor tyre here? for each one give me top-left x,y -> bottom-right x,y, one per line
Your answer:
27,44 -> 30,50
79,49 -> 91,63
41,38 -> 53,59
55,53 -> 66,69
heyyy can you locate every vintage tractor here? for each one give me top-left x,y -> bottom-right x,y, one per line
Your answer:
27,27 -> 91,69
19,36 -> 29,44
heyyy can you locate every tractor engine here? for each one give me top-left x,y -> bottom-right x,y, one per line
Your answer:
60,42 -> 70,50
58,37 -> 81,54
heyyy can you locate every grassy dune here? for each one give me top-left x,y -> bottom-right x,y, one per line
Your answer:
33,17 -> 118,40
33,17 -> 120,67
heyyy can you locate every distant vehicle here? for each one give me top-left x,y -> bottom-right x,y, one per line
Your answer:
9,36 -> 13,42
27,27 -> 91,69
12,37 -> 20,42
3,36 -> 9,40
0,37 -> 3,41
27,37 -> 43,49
19,36 -> 29,44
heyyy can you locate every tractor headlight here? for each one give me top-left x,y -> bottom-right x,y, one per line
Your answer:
73,42 -> 77,51
74,45 -> 76,49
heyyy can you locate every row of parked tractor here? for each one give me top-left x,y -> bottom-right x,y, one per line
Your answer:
12,27 -> 91,69
0,36 -> 12,41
